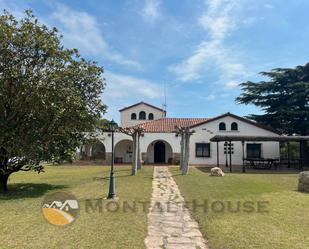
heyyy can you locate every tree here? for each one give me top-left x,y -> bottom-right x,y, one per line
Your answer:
175,126 -> 194,175
96,118 -> 118,131
120,126 -> 144,175
236,63 -> 309,164
236,64 -> 309,135
0,10 -> 106,191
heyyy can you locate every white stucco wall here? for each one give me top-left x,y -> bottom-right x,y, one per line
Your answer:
139,133 -> 181,154
114,139 -> 133,163
120,103 -> 165,127
146,141 -> 173,163
189,116 -> 280,165
141,133 -> 180,163
95,131 -> 180,163
90,115 -> 280,166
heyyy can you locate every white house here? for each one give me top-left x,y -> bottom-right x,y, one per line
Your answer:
80,101 -> 280,166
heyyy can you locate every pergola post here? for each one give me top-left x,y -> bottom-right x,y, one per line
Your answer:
216,141 -> 219,167
299,142 -> 303,170
210,135 -> 309,171
225,141 -> 228,168
287,142 -> 291,168
242,141 -> 246,173
229,140 -> 232,173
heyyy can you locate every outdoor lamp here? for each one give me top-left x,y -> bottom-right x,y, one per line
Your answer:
107,119 -> 117,199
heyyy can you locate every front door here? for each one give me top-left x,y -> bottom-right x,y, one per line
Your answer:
154,141 -> 165,163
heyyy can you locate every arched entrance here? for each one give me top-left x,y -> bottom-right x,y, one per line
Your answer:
92,142 -> 106,160
114,139 -> 133,163
154,141 -> 166,163
146,140 -> 173,164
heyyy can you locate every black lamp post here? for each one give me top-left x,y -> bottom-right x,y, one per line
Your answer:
107,119 -> 117,199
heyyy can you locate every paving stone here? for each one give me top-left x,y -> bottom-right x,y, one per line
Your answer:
145,236 -> 164,246
144,167 -> 208,249
182,229 -> 203,237
166,243 -> 197,249
166,237 -> 192,244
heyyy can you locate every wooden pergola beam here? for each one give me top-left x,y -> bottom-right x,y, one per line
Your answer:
210,135 -> 309,142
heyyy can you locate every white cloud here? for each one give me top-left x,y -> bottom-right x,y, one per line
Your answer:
205,94 -> 216,101
0,0 -> 28,19
49,4 -> 141,70
169,40 -> 221,81
198,0 -> 238,40
264,4 -> 274,9
225,80 -> 239,88
169,0 -> 249,88
141,0 -> 161,21
200,91 -> 232,102
104,71 -> 163,99
102,71 -> 164,121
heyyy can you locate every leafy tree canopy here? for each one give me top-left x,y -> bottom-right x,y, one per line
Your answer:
0,10 -> 106,191
96,118 -> 118,131
236,63 -> 309,135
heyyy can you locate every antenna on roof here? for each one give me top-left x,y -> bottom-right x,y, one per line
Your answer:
162,81 -> 167,117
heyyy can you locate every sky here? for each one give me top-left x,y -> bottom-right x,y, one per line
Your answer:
2,0 -> 309,122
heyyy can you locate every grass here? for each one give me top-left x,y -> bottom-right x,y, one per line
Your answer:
0,165 -> 153,249
170,167 -> 309,249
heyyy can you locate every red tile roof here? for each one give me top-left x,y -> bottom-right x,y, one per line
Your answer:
135,118 -> 210,133
132,113 -> 280,134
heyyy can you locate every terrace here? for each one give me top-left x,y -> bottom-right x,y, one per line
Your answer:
210,135 -> 309,172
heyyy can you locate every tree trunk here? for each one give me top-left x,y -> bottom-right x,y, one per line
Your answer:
131,134 -> 137,175
134,135 -> 138,173
0,148 -> 9,191
79,145 -> 84,160
0,174 -> 9,192
182,133 -> 190,175
137,134 -> 142,170
179,133 -> 184,170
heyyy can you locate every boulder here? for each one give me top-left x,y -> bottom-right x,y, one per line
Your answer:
210,167 -> 225,177
298,171 -> 309,192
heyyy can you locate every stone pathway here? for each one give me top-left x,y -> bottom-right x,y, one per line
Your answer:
145,167 -> 208,249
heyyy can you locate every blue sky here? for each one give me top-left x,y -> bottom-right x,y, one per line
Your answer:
2,0 -> 309,122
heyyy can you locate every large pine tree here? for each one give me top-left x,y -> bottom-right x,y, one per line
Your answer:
236,63 -> 309,135
236,63 -> 309,164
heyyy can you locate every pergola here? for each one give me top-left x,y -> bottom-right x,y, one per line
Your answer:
210,135 -> 309,173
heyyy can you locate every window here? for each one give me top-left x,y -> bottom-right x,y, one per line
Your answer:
219,122 -> 226,131
131,113 -> 136,120
246,144 -> 262,158
148,113 -> 154,120
196,143 -> 211,157
231,122 -> 238,131
139,111 -> 146,120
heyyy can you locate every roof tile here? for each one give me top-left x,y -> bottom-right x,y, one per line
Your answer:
134,118 -> 209,132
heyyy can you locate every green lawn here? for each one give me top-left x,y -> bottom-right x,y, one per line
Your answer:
171,167 -> 309,249
0,165 -> 153,249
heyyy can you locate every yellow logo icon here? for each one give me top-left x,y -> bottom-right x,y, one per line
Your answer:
42,191 -> 79,226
